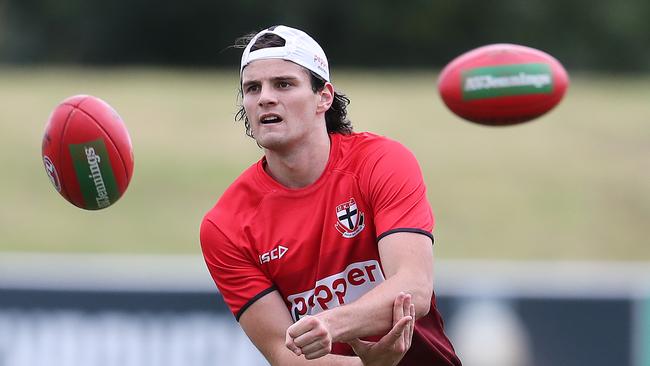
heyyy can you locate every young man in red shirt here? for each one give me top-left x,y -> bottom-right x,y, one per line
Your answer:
201,25 -> 461,366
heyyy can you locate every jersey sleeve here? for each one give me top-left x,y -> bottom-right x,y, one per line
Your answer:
200,216 -> 276,320
360,139 -> 434,242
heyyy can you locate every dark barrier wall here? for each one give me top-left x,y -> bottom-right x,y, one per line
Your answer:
0,289 -> 636,366
1,0 -> 649,71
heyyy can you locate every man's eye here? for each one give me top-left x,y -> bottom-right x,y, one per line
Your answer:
278,81 -> 291,88
246,85 -> 259,93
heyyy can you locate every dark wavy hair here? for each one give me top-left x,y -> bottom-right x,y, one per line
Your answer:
234,31 -> 353,138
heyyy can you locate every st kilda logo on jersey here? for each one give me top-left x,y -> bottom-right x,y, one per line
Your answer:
335,198 -> 365,238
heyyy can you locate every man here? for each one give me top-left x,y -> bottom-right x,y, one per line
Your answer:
200,25 -> 461,366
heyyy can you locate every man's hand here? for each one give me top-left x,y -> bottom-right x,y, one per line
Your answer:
284,292 -> 415,362
285,315 -> 333,360
347,293 -> 415,366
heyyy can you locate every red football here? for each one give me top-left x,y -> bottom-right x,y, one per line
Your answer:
437,43 -> 569,126
41,95 -> 134,210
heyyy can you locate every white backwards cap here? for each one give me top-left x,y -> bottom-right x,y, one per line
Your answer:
240,25 -> 330,82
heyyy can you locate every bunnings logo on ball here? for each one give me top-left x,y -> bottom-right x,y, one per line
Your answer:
69,139 -> 119,210
462,63 -> 553,100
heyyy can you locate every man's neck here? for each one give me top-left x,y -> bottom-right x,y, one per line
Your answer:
264,133 -> 331,189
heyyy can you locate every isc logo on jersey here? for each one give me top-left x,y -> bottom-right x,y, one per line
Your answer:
287,260 -> 384,321
259,245 -> 288,264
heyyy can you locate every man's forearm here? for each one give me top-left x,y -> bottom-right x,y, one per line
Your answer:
317,271 -> 431,343
270,351 -> 362,366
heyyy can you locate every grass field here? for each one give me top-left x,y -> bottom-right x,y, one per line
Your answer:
0,67 -> 648,260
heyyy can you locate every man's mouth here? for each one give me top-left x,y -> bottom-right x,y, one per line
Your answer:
260,114 -> 283,124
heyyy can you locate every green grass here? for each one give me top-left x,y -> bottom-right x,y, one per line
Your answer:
0,67 -> 648,260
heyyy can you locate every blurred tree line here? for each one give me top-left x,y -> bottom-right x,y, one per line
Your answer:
1,0 -> 649,72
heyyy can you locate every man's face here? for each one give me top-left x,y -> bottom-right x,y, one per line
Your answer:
241,59 -> 325,151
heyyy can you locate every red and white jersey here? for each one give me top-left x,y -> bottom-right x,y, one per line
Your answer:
201,132 -> 461,366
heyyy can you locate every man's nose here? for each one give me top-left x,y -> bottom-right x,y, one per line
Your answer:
258,85 -> 278,106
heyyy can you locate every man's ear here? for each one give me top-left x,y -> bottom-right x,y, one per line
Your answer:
316,82 -> 335,113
